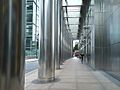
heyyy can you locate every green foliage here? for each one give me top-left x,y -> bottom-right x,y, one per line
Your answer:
25,49 -> 38,58
73,44 -> 79,52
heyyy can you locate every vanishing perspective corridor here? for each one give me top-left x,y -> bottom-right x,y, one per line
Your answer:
1,0 -> 120,90
25,58 -> 120,90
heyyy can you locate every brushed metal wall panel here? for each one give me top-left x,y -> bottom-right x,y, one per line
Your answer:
0,0 -> 25,90
38,0 -> 55,82
89,0 -> 120,80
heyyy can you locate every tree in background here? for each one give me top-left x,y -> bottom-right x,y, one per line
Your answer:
73,44 -> 79,52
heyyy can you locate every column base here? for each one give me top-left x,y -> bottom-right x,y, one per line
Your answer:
38,77 -> 55,83
56,67 -> 60,70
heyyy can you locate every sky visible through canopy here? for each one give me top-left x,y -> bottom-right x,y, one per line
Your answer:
63,0 -> 82,39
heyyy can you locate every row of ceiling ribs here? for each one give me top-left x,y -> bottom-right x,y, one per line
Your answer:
62,0 -> 80,39
77,0 -> 91,38
62,0 -> 91,39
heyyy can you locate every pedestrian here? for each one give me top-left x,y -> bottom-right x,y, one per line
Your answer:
80,53 -> 84,64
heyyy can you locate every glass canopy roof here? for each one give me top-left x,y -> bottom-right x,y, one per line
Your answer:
62,0 -> 82,39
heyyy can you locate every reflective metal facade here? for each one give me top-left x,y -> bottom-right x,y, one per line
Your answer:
55,0 -> 61,69
38,0 -> 55,82
0,0 -> 25,90
61,8 -> 73,62
84,0 -> 120,80
93,0 -> 120,80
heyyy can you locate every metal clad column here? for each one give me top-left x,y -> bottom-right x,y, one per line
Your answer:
38,0 -> 44,81
54,0 -> 59,69
38,0 -> 55,82
60,8 -> 65,63
0,0 -> 25,90
56,0 -> 62,69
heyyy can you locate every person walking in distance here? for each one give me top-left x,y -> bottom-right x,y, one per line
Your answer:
80,53 -> 84,64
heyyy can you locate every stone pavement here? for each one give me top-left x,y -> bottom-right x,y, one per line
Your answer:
25,57 -> 120,90
25,58 -> 38,62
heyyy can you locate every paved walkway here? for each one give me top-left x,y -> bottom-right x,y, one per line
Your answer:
25,58 -> 38,62
25,57 -> 120,90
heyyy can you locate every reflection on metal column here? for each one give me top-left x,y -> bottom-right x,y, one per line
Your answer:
0,0 -> 25,90
54,0 -> 59,69
60,9 -> 64,64
60,6 -> 73,61
38,0 -> 55,82
55,0 -> 62,69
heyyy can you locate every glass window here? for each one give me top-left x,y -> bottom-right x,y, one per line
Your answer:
27,22 -> 33,25
69,25 -> 78,30
64,11 -> 67,17
26,30 -> 32,35
33,2 -> 37,24
27,13 -> 33,22
68,12 -> 80,17
68,0 -> 82,5
67,7 -> 81,12
63,0 -> 67,6
27,0 -> 32,2
27,4 -> 33,10
68,18 -> 79,24
62,0 -> 83,39
26,37 -> 32,47
91,0 -> 95,5
64,18 -> 68,24
26,25 -> 32,29
25,0 -> 39,58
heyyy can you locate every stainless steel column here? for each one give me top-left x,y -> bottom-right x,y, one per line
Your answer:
60,9 -> 64,64
0,0 -> 25,90
55,0 -> 62,69
38,0 -> 55,82
54,0 -> 59,69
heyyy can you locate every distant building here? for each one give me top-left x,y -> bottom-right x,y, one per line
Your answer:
26,0 -> 40,58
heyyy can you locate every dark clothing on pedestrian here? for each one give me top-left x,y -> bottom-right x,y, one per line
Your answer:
80,53 -> 84,64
